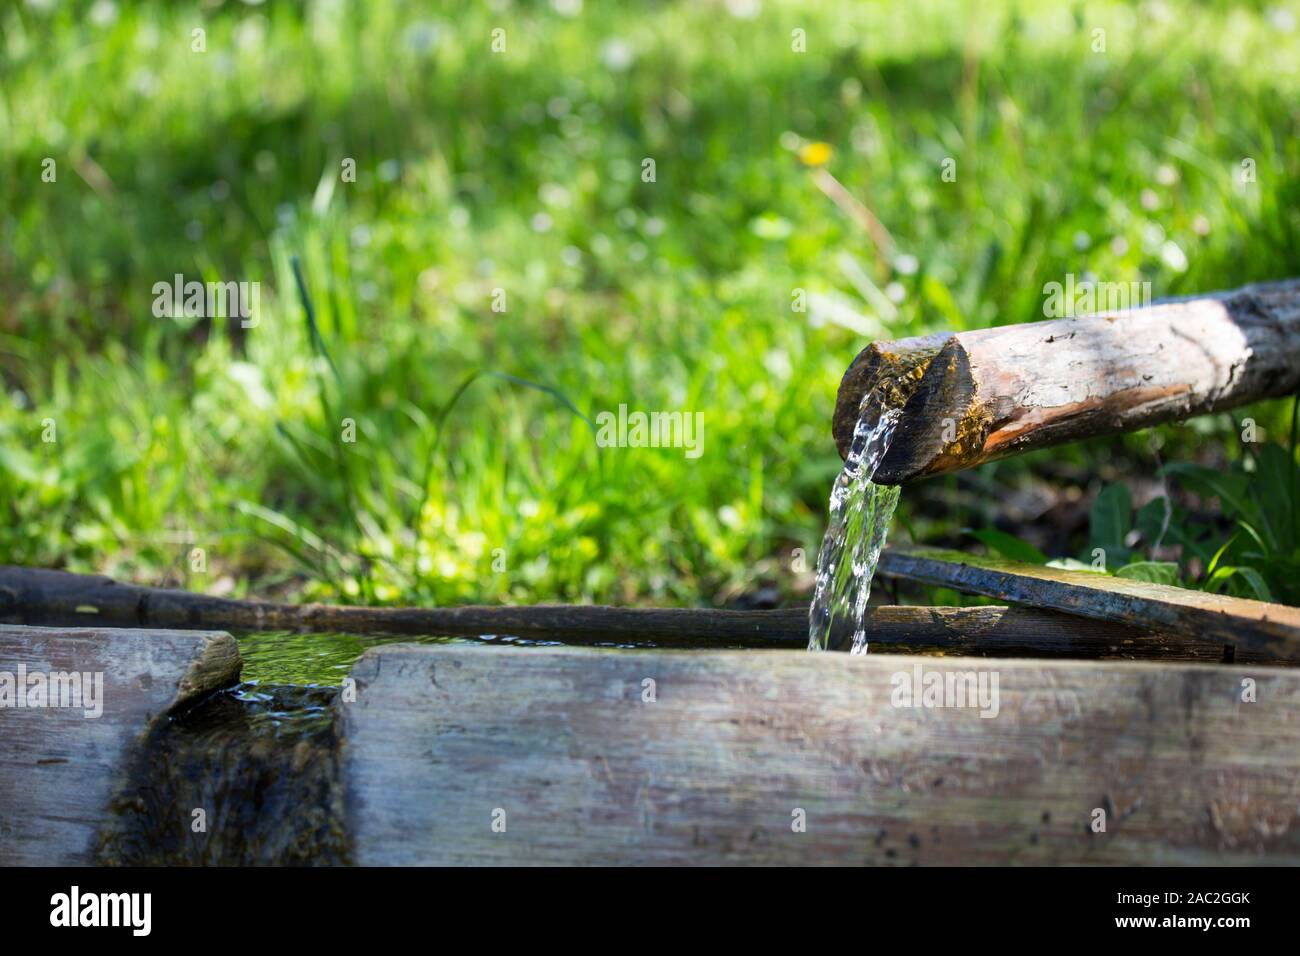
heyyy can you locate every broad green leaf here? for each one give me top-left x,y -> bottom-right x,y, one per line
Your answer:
1114,561 -> 1181,586
1135,496 -> 1173,548
1046,557 -> 1108,573
1162,463 -> 1253,524
965,528 -> 1047,564
1089,483 -> 1132,565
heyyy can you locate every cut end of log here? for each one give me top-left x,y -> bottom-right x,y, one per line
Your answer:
873,337 -> 986,484
831,332 -> 952,460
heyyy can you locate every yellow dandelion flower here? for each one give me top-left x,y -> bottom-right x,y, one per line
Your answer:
798,141 -> 833,167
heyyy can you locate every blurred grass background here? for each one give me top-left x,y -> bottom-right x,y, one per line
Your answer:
1,0 -> 1298,609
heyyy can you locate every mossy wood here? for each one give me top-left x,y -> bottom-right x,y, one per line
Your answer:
878,547 -> 1300,659
340,644 -> 1300,865
833,279 -> 1300,482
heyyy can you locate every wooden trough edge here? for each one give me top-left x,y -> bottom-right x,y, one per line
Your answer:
877,546 -> 1300,660
0,625 -> 240,866
339,643 -> 1300,865
0,564 -> 1278,661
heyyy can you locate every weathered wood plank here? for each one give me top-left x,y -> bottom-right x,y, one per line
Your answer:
832,279 -> 1300,481
877,546 -> 1300,659
339,644 -> 1300,865
853,604 -> 1287,663
0,564 -> 807,644
0,625 -> 240,865
0,564 -> 1265,660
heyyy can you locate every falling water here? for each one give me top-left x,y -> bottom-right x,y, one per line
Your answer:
808,380 -> 903,654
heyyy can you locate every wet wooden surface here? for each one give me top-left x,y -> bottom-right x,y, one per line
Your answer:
338,643 -> 1300,865
878,547 -> 1300,659
0,625 -> 240,865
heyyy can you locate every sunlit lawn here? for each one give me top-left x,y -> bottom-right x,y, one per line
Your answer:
2,0 -> 1298,607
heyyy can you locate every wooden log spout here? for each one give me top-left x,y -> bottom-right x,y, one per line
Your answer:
833,279 -> 1300,483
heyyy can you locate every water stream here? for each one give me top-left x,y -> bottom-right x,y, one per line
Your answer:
807,380 -> 903,653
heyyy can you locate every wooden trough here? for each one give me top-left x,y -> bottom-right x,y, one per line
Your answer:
3,597 -> 1299,865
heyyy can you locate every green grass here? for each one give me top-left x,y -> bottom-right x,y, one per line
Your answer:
2,0 -> 1299,609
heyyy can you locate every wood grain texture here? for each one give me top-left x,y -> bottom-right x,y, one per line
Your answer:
831,279 -> 1300,481
0,625 -> 240,865
0,564 -> 803,644
853,604 -> 1286,664
339,644 -> 1300,865
0,564 -> 1258,660
878,547 -> 1300,659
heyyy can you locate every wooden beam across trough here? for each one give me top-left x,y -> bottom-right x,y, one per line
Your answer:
339,643 -> 1300,865
0,625 -> 240,865
0,564 -> 1269,661
833,279 -> 1300,483
877,546 -> 1300,661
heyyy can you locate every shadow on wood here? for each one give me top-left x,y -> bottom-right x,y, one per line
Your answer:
0,625 -> 240,865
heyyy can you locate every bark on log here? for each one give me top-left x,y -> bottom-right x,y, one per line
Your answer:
877,547 -> 1300,660
0,625 -> 240,865
832,279 -> 1300,482
339,644 -> 1300,865
0,564 -> 1261,660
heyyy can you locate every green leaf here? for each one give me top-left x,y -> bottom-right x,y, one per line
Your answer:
1046,557 -> 1108,573
0,445 -> 41,484
1204,565 -> 1273,602
1135,496 -> 1172,549
1204,534 -> 1237,579
1251,443 -> 1297,553
1162,463 -> 1253,524
1135,496 -> 1213,565
1114,561 -> 1181,586
965,528 -> 1047,564
921,275 -> 964,328
1089,483 -> 1132,565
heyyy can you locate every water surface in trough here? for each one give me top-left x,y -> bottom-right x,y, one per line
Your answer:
233,629 -> 755,686
807,378 -> 903,653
